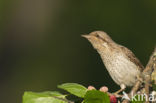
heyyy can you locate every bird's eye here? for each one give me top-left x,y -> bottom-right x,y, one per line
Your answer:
96,34 -> 100,38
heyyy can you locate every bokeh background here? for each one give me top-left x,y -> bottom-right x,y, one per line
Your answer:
1,0 -> 156,103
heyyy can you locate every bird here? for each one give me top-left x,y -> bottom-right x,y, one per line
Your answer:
82,31 -> 144,93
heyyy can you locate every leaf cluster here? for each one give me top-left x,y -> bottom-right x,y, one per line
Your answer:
22,83 -> 110,103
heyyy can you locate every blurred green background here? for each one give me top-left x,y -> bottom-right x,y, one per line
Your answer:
0,0 -> 156,103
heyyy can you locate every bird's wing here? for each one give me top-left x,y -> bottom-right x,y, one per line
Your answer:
120,46 -> 144,71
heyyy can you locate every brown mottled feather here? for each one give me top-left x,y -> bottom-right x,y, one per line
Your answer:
120,46 -> 144,71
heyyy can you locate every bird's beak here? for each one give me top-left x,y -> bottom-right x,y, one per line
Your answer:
81,34 -> 91,39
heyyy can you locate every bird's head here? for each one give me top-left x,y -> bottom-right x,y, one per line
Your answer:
82,31 -> 114,50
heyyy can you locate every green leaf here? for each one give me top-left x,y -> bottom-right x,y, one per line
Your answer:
22,91 -> 68,103
152,83 -> 156,91
131,95 -> 145,103
58,83 -> 87,98
83,90 -> 110,103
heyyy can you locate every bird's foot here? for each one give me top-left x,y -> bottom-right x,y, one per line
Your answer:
113,84 -> 126,96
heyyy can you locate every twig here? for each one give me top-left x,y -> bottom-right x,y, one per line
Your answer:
151,48 -> 156,83
143,48 -> 156,74
143,48 -> 156,103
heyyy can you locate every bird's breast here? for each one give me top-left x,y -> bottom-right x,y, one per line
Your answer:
100,52 -> 140,86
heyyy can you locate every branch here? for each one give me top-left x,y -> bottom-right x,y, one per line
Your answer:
151,48 -> 156,83
143,47 -> 156,103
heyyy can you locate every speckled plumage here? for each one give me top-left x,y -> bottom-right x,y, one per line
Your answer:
82,31 -> 144,86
